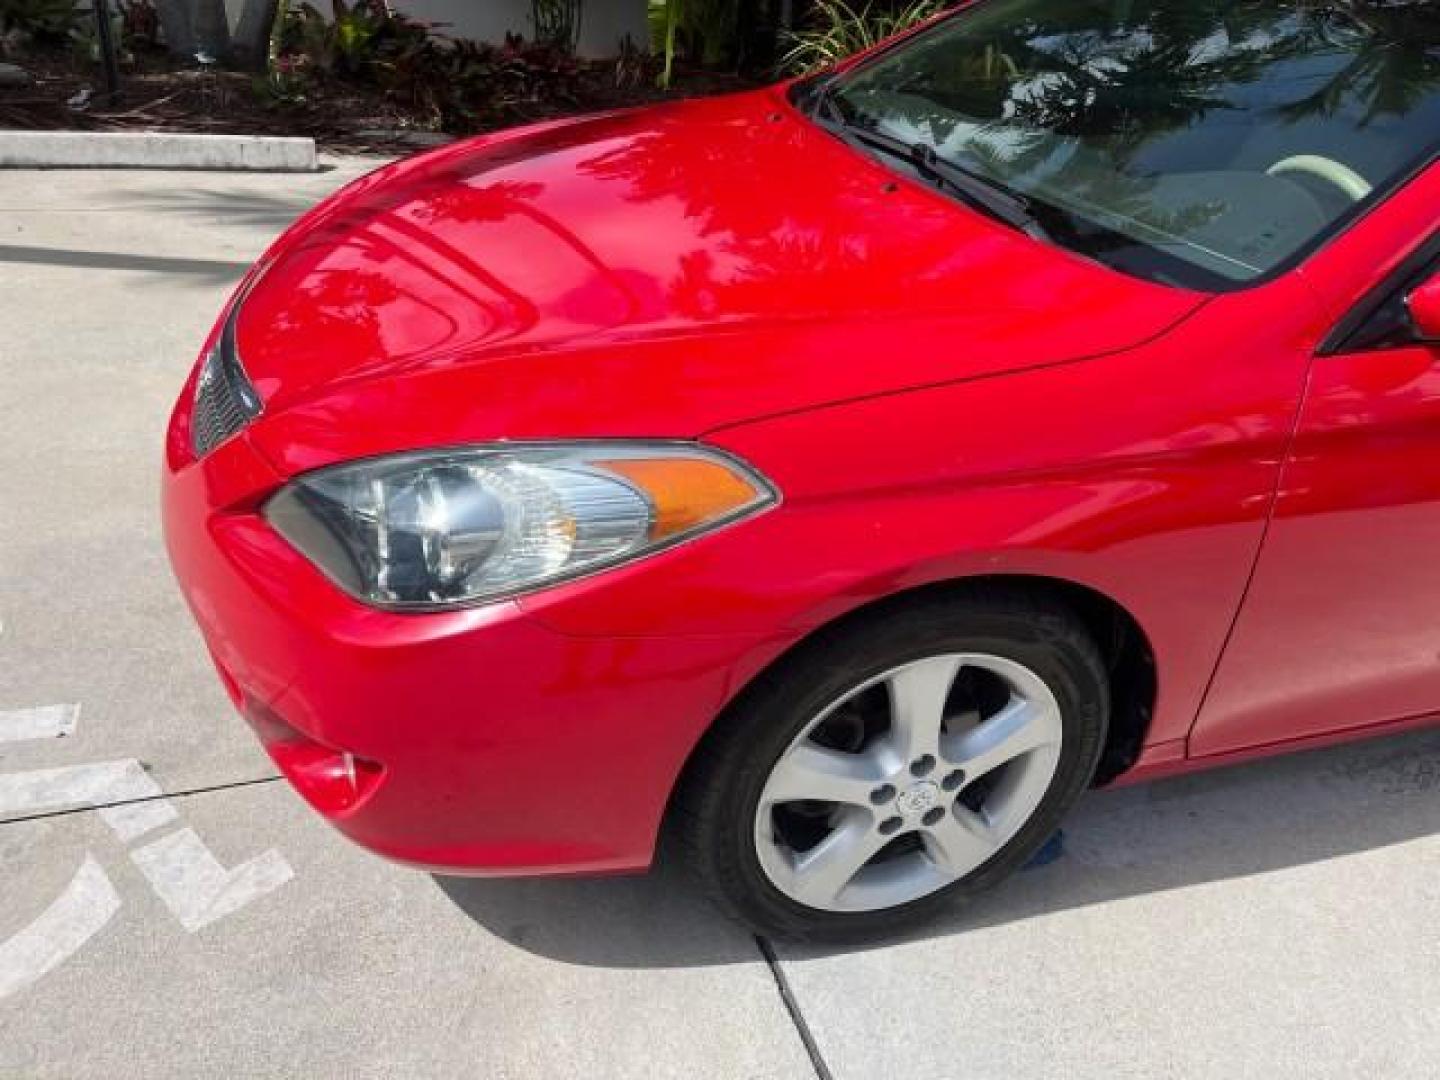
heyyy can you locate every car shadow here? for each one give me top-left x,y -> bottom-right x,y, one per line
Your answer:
434,725 -> 1440,967
0,243 -> 251,283
112,187 -> 325,231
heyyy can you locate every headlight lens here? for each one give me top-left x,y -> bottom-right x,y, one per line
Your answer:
264,443 -> 776,609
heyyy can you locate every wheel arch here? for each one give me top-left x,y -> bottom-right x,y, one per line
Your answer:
668,573 -> 1156,844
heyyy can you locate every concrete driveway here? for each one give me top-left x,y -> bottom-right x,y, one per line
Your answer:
1,160 -> 1436,1080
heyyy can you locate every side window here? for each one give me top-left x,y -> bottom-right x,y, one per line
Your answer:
1321,233 -> 1440,355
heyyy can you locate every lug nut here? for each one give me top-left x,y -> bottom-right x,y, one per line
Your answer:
909,754 -> 936,777
878,816 -> 903,835
922,807 -> 945,827
869,783 -> 896,805
941,769 -> 965,791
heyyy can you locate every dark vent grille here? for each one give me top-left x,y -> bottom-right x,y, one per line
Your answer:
191,337 -> 261,457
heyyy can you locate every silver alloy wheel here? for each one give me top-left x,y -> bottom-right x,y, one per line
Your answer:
753,653 -> 1064,913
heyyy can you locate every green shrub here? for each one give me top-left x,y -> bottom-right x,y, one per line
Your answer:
650,0 -> 746,87
0,0 -> 83,41
532,0 -> 581,52
781,0 -> 944,74
266,1 -> 587,132
280,0 -> 429,80
377,36 -> 584,130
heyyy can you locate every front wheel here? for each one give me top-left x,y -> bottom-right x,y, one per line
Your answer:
674,591 -> 1109,941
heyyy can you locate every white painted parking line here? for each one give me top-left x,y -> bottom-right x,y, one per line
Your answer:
101,798 -> 184,844
128,828 -> 294,932
0,856 -> 120,1001
0,704 -> 79,744
0,675 -> 296,999
0,760 -> 178,840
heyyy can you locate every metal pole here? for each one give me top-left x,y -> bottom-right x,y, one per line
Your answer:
93,0 -> 123,105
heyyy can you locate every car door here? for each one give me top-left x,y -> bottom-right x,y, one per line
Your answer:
1192,164 -> 1440,757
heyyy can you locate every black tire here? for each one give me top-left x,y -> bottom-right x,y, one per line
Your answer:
672,588 -> 1109,942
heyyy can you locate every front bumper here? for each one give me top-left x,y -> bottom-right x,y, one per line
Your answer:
161,424 -> 772,876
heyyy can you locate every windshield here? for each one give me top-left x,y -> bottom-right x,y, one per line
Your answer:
819,0 -> 1440,290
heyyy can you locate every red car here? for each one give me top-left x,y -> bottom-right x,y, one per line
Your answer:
163,0 -> 1440,938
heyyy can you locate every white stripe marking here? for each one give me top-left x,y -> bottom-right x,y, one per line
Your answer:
129,828 -> 293,932
0,704 -> 79,745
0,856 -> 121,1000
101,799 -> 182,843
0,760 -> 178,841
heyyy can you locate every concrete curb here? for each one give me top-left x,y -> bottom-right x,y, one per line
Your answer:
0,131 -> 319,172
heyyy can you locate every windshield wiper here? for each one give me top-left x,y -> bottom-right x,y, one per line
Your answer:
811,86 -> 1052,243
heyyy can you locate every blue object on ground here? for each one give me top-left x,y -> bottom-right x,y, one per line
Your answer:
1023,829 -> 1065,870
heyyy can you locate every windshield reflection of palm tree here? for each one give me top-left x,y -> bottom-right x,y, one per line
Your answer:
853,1 -> 1437,246
1278,4 -> 1440,126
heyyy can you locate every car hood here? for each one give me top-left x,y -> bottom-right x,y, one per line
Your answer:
236,89 -> 1207,476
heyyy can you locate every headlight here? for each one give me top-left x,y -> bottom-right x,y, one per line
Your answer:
264,443 -> 777,610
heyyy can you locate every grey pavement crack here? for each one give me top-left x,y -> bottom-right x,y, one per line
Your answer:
756,934 -> 835,1080
0,773 -> 283,828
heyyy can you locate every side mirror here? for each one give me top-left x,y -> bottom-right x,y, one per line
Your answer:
1407,275 -> 1440,343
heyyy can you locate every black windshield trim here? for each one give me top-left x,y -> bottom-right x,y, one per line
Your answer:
811,102 -> 1054,241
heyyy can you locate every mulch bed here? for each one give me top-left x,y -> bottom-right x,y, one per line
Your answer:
0,45 -> 753,154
